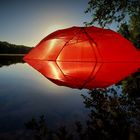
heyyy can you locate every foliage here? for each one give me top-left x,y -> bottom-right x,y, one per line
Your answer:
122,72 -> 140,99
118,13 -> 140,97
118,13 -> 140,48
25,115 -> 73,140
84,0 -> 140,98
0,41 -> 32,54
81,88 -> 140,140
85,0 -> 140,28
25,115 -> 51,140
25,88 -> 140,140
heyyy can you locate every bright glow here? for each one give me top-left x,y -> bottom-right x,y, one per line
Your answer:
49,62 -> 60,79
45,24 -> 70,35
24,26 -> 140,89
47,39 -> 58,53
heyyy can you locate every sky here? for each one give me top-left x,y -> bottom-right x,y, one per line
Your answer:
0,0 -> 93,46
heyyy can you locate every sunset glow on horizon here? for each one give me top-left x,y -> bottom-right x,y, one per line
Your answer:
0,0 -> 91,47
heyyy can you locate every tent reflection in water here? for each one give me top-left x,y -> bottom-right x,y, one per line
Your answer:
24,26 -> 140,89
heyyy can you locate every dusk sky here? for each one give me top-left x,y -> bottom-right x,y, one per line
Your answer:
0,0 -> 92,46
0,0 -> 118,47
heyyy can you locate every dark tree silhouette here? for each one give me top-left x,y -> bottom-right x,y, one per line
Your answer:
25,88 -> 140,140
0,41 -> 32,54
85,0 -> 140,28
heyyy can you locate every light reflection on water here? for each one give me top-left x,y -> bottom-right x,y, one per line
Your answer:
0,62 -> 89,133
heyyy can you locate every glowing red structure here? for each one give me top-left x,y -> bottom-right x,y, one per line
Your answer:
24,26 -> 140,89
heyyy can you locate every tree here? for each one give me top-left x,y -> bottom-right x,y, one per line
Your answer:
118,13 -> 140,48
24,89 -> 140,140
80,88 -> 140,140
85,0 -> 140,99
117,12 -> 140,98
85,0 -> 140,28
0,41 -> 32,54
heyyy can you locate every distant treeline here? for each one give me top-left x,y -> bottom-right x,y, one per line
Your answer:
0,41 -> 32,54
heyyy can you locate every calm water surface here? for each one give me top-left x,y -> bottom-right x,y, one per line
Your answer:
0,57 -> 89,133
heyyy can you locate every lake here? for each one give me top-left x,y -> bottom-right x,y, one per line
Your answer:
0,56 -> 89,135
1,56 -> 140,140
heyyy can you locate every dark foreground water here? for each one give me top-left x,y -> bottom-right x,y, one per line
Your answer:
0,56 -> 89,134
1,56 -> 140,140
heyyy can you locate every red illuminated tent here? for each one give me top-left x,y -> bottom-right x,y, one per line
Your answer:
24,26 -> 140,89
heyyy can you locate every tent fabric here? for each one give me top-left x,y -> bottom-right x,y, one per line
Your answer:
24,26 -> 140,89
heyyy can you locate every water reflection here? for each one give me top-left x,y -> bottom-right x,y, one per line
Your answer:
0,56 -> 140,140
23,26 -> 140,90
25,88 -> 140,140
0,55 -> 24,67
24,59 -> 140,89
0,57 -> 88,135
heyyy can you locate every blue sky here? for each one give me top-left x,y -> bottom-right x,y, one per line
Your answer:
0,0 -> 92,46
0,0 -> 119,47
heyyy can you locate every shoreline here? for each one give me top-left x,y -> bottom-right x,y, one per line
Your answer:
0,54 -> 25,56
